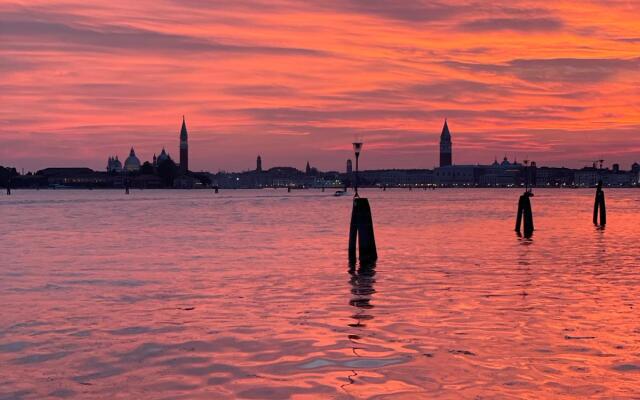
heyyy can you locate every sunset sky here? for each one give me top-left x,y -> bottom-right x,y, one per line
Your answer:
1,0 -> 639,172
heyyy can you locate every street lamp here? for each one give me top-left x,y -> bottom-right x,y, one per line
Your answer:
353,141 -> 363,197
523,159 -> 529,191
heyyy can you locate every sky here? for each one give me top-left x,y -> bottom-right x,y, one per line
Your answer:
1,0 -> 639,172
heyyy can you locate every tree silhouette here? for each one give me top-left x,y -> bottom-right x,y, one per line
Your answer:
140,161 -> 154,175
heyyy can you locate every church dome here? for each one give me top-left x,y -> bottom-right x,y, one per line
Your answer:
124,147 -> 141,171
156,148 -> 170,164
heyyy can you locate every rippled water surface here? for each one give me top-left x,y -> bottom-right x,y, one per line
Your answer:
2,189 -> 640,399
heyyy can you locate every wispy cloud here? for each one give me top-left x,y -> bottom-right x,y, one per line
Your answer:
460,17 -> 563,32
442,57 -> 640,82
0,11 -> 325,56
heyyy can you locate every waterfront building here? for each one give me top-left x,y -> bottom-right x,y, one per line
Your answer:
477,157 -> 523,186
535,167 -> 574,187
439,119 -> 452,167
256,155 -> 262,172
434,165 -> 480,186
357,169 -> 434,187
37,168 -> 114,188
346,159 -> 353,174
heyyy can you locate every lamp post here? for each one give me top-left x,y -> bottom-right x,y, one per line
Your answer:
352,141 -> 363,197
523,159 -> 529,191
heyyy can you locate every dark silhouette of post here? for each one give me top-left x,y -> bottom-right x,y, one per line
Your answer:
6,178 -> 11,195
125,175 -> 130,195
593,180 -> 606,226
214,186 -> 219,193
287,186 -> 291,193
515,191 -> 534,238
349,197 -> 377,265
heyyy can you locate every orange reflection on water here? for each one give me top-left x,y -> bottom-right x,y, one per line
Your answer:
1,189 -> 640,398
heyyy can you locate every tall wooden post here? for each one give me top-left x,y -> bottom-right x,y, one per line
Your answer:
349,198 -> 378,264
593,181 -> 606,226
515,191 -> 534,238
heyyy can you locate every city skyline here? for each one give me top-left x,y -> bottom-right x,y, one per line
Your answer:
2,1 -> 639,171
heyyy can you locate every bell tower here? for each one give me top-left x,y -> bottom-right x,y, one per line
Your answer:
439,119 -> 452,167
180,116 -> 188,173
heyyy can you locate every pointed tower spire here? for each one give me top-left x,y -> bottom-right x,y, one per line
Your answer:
179,116 -> 189,173
439,119 -> 452,167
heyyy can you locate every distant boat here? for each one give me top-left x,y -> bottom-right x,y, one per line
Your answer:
334,189 -> 348,197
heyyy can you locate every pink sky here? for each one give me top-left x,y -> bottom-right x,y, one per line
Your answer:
1,0 -> 639,172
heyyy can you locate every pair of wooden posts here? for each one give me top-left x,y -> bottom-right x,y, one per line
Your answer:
515,191 -> 534,237
593,181 -> 606,226
514,183 -> 607,238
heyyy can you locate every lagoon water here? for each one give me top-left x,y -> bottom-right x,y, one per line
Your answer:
1,189 -> 640,399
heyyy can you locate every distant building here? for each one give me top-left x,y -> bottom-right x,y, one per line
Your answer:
439,119 -> 452,167
346,159 -> 353,174
173,175 -> 199,189
179,116 -> 189,173
256,155 -> 262,172
106,156 -> 122,173
306,161 -> 311,175
359,169 -> 433,187
37,168 -> 113,187
478,157 -> 522,186
536,167 -> 574,187
434,165 -> 479,186
124,148 -> 141,172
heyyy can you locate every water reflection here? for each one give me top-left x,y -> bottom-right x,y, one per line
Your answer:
343,263 -> 377,393
594,225 -> 607,264
517,237 -> 533,298
4,190 -> 640,398
348,263 -> 376,329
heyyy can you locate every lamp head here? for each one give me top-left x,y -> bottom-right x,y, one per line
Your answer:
352,142 -> 363,156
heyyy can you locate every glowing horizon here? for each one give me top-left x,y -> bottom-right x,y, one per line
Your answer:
1,0 -> 639,172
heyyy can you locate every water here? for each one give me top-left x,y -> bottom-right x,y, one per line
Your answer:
1,189 -> 640,399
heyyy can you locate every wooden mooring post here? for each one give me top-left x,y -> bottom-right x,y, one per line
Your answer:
515,191 -> 534,238
348,197 -> 378,264
593,181 -> 606,226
